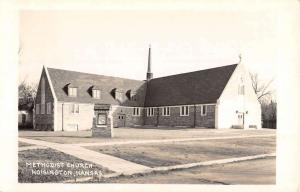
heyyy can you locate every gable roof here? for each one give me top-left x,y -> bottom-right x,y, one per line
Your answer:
47,68 -> 147,106
144,64 -> 238,107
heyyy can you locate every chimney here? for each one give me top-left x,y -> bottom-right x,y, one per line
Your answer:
146,44 -> 153,81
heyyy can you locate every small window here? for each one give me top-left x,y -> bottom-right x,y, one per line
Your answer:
162,107 -> 170,116
47,102 -> 52,114
201,105 -> 207,116
92,89 -> 101,99
41,104 -> 45,114
70,104 -> 79,114
130,92 -> 137,101
180,106 -> 189,116
115,91 -> 123,101
68,87 -> 77,97
147,107 -> 155,116
133,107 -> 140,116
35,104 -> 40,114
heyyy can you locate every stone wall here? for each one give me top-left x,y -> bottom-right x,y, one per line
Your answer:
92,110 -> 113,138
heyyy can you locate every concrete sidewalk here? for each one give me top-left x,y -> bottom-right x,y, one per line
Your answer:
19,138 -> 150,174
73,134 -> 276,147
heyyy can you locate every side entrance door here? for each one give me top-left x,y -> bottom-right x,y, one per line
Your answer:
116,114 -> 126,128
237,113 -> 244,129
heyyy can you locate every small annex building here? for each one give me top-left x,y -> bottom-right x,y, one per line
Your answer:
34,47 -> 261,131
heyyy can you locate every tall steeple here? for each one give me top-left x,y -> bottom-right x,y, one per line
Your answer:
146,44 -> 153,81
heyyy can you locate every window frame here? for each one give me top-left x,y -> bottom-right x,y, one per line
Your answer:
41,103 -> 45,114
115,91 -> 123,101
71,103 -> 79,114
133,107 -> 141,116
238,84 -> 245,95
180,105 -> 189,116
92,89 -> 101,99
201,105 -> 207,116
68,87 -> 77,97
162,107 -> 170,116
147,107 -> 155,117
46,102 -> 52,114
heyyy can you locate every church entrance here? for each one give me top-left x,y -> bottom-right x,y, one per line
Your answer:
237,112 -> 244,129
116,114 -> 126,127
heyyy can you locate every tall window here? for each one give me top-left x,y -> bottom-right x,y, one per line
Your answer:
180,106 -> 189,116
47,102 -> 52,114
133,107 -> 140,116
36,104 -> 40,114
92,89 -> 101,99
40,77 -> 46,114
41,104 -> 45,114
70,104 -> 79,114
238,77 -> 245,95
238,85 -> 245,95
201,105 -> 207,116
147,107 -> 155,116
41,77 -> 45,104
162,107 -> 170,116
68,87 -> 77,97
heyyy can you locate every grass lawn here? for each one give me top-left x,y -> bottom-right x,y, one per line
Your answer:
87,157 -> 275,184
19,142 -> 34,147
86,136 -> 276,167
18,148 -> 114,183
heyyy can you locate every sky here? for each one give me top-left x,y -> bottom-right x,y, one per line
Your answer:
19,10 -> 278,90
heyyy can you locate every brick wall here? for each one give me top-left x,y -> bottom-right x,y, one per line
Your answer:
144,105 -> 215,128
195,105 -> 215,128
34,69 -> 54,131
112,106 -> 144,127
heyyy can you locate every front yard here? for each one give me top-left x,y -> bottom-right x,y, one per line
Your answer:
85,136 -> 276,167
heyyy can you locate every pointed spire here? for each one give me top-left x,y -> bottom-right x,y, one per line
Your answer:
146,44 -> 153,81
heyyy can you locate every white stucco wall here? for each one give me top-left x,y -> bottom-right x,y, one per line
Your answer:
215,64 -> 261,129
55,102 -> 94,131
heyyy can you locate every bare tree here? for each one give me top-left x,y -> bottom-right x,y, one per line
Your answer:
18,79 -> 38,110
249,72 -> 273,103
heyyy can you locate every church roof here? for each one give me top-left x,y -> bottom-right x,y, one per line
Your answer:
144,64 -> 238,107
47,68 -> 147,107
46,64 -> 237,107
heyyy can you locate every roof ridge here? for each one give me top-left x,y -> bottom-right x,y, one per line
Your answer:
47,67 -> 145,82
149,63 -> 238,81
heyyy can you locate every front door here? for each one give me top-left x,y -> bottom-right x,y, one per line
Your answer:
117,114 -> 126,127
237,113 -> 244,128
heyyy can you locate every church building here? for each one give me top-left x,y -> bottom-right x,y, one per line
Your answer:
33,47 -> 261,131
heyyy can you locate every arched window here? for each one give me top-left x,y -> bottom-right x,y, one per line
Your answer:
41,77 -> 46,114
